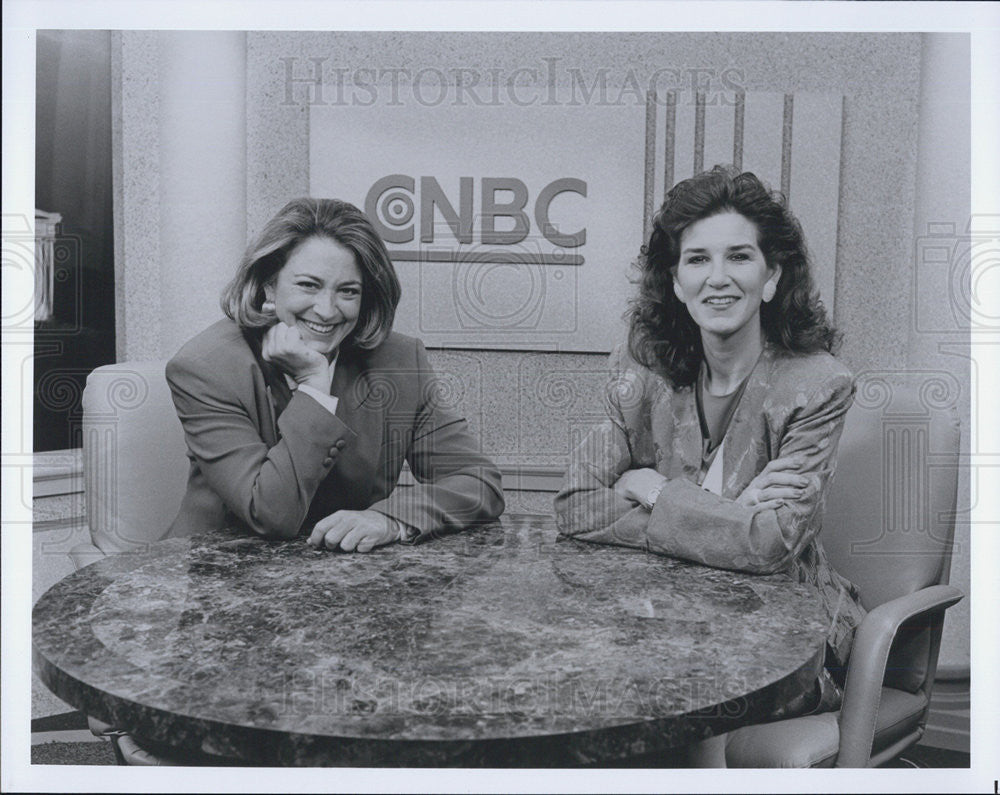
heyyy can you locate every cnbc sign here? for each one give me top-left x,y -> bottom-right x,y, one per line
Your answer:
365,175 -> 587,265
309,98 -> 645,350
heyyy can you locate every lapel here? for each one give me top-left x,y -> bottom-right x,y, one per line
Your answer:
661,346 -> 775,494
243,328 -> 294,423
330,345 -> 373,414
720,346 -> 774,496
265,366 -> 293,419
243,328 -> 292,432
671,385 -> 703,480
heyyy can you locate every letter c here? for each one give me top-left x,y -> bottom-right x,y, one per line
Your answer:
535,178 -> 586,248
365,175 -> 416,244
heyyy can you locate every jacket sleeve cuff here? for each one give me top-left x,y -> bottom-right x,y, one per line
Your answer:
295,383 -> 339,416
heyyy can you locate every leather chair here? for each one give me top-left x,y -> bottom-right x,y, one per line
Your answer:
70,361 -> 192,764
721,378 -> 964,767
70,361 -> 190,566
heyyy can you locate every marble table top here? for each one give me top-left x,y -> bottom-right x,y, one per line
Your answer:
33,514 -> 828,766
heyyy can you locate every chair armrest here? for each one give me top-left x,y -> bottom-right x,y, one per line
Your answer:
87,715 -> 118,736
835,583 -> 963,767
69,538 -> 106,571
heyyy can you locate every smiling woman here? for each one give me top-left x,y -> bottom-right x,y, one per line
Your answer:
165,198 -> 504,551
672,212 -> 781,358
265,236 -> 363,358
555,166 -> 866,744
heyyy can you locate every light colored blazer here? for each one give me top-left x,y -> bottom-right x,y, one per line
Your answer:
166,319 -> 504,541
555,343 -> 866,667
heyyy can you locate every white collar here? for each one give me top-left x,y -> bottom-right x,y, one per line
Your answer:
283,351 -> 339,391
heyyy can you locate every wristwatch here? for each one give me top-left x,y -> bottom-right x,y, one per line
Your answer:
397,520 -> 420,544
642,482 -> 664,510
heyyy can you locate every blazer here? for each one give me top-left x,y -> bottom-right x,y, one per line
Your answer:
554,343 -> 866,668
166,319 -> 504,541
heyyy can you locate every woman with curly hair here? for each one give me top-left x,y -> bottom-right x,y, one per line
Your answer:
555,166 -> 865,722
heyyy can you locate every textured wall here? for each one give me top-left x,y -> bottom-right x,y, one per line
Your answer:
234,28 -> 929,461
116,31 -> 927,375
907,34 -> 971,672
113,31 -> 161,361
239,31 -> 927,476
245,31 -> 924,374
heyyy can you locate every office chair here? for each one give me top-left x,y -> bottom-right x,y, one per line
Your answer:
723,377 -> 963,767
70,361 -> 191,764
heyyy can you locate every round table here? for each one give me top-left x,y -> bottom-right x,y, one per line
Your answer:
33,515 -> 829,766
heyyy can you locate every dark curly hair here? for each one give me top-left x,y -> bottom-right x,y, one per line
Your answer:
627,165 -> 839,387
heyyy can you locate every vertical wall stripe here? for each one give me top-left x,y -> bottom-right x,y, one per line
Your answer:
741,92 -> 784,187
789,93 -> 842,312
663,90 -> 677,199
643,90 -> 657,243
693,91 -> 706,174
672,92 -> 697,184
780,93 -> 794,199
702,100 -> 737,173
732,93 -> 745,171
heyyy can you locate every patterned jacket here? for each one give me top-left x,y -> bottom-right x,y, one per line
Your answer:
555,343 -> 866,668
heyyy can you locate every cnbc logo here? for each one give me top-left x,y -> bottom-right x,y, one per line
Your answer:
364,175 -> 587,265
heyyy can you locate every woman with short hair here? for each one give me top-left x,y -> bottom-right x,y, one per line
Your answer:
555,166 -> 865,710
167,197 -> 504,550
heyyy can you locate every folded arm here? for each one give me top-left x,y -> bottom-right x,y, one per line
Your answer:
554,358 -> 662,550
646,375 -> 853,573
556,352 -> 854,575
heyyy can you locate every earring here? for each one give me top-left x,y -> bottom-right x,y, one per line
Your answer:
261,300 -> 276,314
762,282 -> 776,303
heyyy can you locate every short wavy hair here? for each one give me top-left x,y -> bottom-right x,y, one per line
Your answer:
627,165 -> 839,387
221,198 -> 401,349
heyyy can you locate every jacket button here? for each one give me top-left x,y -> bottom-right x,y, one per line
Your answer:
336,439 -> 346,449
323,457 -> 333,466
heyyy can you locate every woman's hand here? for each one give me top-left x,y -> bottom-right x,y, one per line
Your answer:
307,509 -> 399,553
614,467 -> 668,508
261,322 -> 330,391
736,455 -> 810,514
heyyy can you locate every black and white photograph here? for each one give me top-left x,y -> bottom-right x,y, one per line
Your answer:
3,1 -> 998,792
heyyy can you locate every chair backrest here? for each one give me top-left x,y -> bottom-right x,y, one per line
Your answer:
82,361 -> 189,555
821,376 -> 961,694
822,377 -> 961,609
